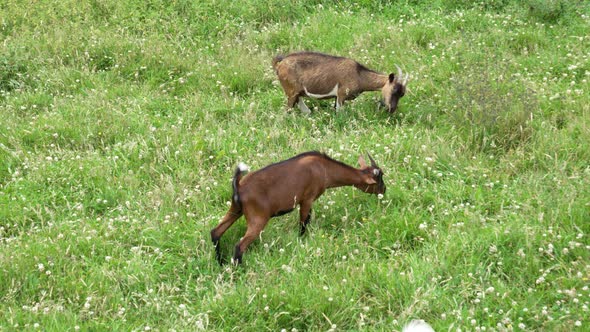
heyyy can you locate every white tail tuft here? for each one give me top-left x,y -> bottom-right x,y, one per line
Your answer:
237,162 -> 249,172
402,320 -> 435,332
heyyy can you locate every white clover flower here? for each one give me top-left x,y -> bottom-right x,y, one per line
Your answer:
489,245 -> 498,254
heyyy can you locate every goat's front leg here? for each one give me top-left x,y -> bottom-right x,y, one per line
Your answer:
335,90 -> 348,111
299,202 -> 312,236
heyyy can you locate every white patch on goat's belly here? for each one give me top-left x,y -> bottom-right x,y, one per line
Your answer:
304,84 -> 338,99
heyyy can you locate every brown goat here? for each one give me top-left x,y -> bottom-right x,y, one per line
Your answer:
210,151 -> 386,265
272,51 -> 409,114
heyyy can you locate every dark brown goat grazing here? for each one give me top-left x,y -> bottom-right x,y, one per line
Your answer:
210,151 -> 386,265
272,51 -> 409,114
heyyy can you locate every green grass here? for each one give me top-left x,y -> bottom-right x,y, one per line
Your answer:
1,0 -> 590,330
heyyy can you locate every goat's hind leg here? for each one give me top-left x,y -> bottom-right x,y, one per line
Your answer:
210,205 -> 242,265
233,216 -> 269,265
281,79 -> 309,114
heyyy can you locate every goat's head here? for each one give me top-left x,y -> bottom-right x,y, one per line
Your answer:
381,65 -> 409,113
355,154 -> 386,195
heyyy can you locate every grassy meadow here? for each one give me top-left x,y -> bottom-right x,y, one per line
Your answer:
1,0 -> 590,330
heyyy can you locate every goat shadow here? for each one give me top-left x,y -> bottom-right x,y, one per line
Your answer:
300,98 -> 404,129
210,196 -> 386,266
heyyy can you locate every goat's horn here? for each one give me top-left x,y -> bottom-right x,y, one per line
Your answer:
367,153 -> 377,167
402,73 -> 410,86
395,64 -> 402,81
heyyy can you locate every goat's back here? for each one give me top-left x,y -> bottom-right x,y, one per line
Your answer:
240,153 -> 323,188
277,51 -> 362,74
275,52 -> 369,95
238,153 -> 327,210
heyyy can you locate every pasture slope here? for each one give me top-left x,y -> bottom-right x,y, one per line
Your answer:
1,0 -> 589,331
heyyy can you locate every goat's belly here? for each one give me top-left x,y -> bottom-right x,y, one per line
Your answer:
345,92 -> 361,100
272,208 -> 295,218
303,84 -> 338,99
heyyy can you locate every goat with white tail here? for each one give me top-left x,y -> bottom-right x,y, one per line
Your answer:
211,151 -> 386,265
272,51 -> 409,114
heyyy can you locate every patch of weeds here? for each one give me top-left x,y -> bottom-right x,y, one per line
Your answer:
267,29 -> 293,50
439,0 -> 512,11
88,0 -> 114,21
0,148 -> 19,185
507,31 -> 547,55
9,93 -> 54,117
86,46 -> 116,72
0,56 -> 27,95
450,64 -> 536,153
407,26 -> 438,50
526,0 -> 573,23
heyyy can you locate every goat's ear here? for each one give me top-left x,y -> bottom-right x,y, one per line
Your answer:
388,73 -> 395,83
358,155 -> 368,168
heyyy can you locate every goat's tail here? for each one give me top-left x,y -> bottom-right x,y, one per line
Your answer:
232,162 -> 249,208
272,55 -> 285,71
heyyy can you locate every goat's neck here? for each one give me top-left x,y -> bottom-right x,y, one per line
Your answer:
359,70 -> 388,91
324,162 -> 365,189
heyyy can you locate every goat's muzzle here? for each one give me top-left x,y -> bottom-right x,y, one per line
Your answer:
388,99 -> 399,113
379,182 -> 386,193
